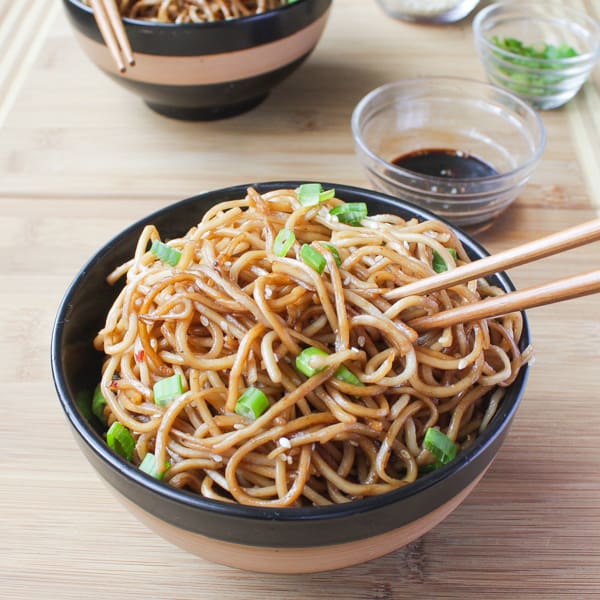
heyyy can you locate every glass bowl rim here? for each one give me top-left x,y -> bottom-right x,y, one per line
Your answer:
473,0 -> 600,66
351,76 -> 546,189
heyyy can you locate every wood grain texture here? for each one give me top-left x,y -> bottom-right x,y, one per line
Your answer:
1,0 -> 599,598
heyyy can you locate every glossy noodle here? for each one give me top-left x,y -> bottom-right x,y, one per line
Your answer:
82,0 -> 292,23
93,186 -> 532,507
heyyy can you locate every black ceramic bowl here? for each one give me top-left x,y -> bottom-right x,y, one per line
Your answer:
63,0 -> 331,120
51,182 -> 530,573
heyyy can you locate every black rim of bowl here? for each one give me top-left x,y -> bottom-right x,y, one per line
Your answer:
51,181 -> 530,525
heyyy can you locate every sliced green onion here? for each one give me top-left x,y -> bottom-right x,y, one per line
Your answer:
296,346 -> 328,377
432,248 -> 458,273
297,183 -> 336,207
153,373 -> 184,407
106,421 -> 135,461
321,242 -> 342,266
424,427 -> 458,465
273,228 -> 296,257
234,386 -> 270,420
296,347 -> 363,385
139,452 -> 170,480
92,384 -> 107,424
301,244 -> 326,274
329,202 -> 368,226
334,364 -> 364,386
150,240 -> 182,267
319,188 -> 336,202
297,183 -> 323,207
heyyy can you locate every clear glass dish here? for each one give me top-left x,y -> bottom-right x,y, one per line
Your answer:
376,0 -> 480,24
473,1 -> 600,110
351,77 -> 546,233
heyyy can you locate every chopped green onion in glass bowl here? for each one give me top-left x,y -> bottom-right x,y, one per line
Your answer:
473,1 -> 600,110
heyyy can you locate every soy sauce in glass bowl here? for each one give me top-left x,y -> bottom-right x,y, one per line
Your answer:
392,149 -> 499,180
351,77 -> 546,233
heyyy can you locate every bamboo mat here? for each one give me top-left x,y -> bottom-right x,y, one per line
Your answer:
1,1 -> 599,598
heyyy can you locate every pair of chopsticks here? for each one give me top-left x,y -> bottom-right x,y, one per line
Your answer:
90,0 -> 135,73
387,218 -> 600,333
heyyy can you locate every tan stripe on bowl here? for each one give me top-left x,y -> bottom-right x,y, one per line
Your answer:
75,10 -> 330,86
110,471 -> 484,573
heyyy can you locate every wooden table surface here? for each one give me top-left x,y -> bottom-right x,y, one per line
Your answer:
2,1 -> 599,598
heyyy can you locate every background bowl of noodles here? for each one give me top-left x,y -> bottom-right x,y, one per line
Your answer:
51,182 -> 531,573
63,0 -> 332,120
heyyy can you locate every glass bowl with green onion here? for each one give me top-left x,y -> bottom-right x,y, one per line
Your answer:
473,1 -> 600,110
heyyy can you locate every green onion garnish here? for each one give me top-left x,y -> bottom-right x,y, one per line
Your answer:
273,228 -> 296,257
153,373 -> 184,406
234,386 -> 270,420
319,188 -> 335,201
329,202 -> 368,226
321,242 -> 342,266
296,346 -> 363,384
150,240 -> 182,267
139,452 -> 170,480
298,183 -> 322,206
301,244 -> 326,274
106,421 -> 135,461
490,36 -> 579,96
92,384 -> 107,424
492,36 -> 579,60
296,346 -> 328,377
334,364 -> 363,386
297,183 -> 336,207
423,427 -> 458,465
432,248 -> 457,273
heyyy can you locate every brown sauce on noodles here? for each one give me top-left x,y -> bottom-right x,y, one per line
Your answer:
93,187 -> 532,507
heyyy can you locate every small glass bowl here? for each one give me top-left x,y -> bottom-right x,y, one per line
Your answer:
351,77 -> 546,232
473,1 -> 600,110
376,0 -> 480,24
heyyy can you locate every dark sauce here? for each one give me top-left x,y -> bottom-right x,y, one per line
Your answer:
392,148 -> 498,179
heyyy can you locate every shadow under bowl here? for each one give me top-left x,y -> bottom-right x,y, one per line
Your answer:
63,0 -> 331,120
51,182 -> 530,573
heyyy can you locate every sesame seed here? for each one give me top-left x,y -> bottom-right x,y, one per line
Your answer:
279,436 -> 292,449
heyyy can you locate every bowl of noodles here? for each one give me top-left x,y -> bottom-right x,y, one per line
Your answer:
63,0 -> 332,120
51,182 -> 532,573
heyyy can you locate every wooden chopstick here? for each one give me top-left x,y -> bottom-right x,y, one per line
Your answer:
90,0 -> 134,73
408,269 -> 600,332
384,218 -> 600,301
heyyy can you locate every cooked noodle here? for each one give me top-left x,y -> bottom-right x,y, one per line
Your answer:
82,0 -> 291,23
94,186 -> 532,507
